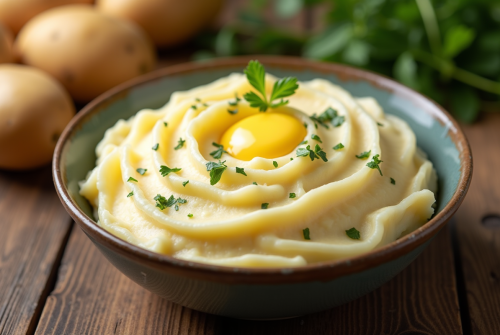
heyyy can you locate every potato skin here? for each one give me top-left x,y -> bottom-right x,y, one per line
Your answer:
0,22 -> 13,64
16,5 -> 157,102
0,64 -> 75,170
0,0 -> 93,35
97,0 -> 224,48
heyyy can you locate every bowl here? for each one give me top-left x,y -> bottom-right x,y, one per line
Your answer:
53,56 -> 472,319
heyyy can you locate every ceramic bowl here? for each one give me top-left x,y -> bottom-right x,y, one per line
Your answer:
53,56 -> 472,319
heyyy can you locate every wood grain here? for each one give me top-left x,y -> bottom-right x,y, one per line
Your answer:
0,166 -> 72,335
455,112 -> 500,335
35,222 -> 461,335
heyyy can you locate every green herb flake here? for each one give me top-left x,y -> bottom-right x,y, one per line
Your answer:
205,160 -> 227,185
333,115 -> 345,127
311,134 -> 322,143
243,60 -> 299,112
236,167 -> 247,176
333,143 -> 345,150
390,177 -> 396,185
303,228 -> 311,240
377,122 -> 383,127
210,142 -> 227,159
191,105 -> 197,110
273,161 -> 278,168
228,92 -> 241,106
252,182 -> 258,185
303,122 -> 308,128
127,177 -> 138,182
289,193 -> 296,198
290,157 -> 294,161
127,191 -> 134,197
175,204 -> 179,211
195,98 -> 201,102
261,203 -> 269,209
367,154 -> 383,176
159,165 -> 182,177
163,122 -> 168,127
356,150 -> 371,159
182,180 -> 189,187
346,227 -> 361,240
296,145 -> 328,162
300,140 -> 308,145
174,138 -> 185,150
152,143 -> 159,151
136,168 -> 147,175
188,213 -> 193,218
228,108 -> 238,115
154,194 -> 176,211
177,197 -> 187,204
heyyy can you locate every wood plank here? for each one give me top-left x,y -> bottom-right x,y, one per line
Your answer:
455,112 -> 500,335
35,222 -> 461,334
0,166 -> 72,335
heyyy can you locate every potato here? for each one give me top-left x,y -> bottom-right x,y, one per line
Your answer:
0,64 -> 75,170
0,22 -> 13,63
16,5 -> 157,102
0,0 -> 93,35
97,0 -> 223,48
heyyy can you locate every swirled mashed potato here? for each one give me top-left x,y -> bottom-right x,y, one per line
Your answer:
80,73 -> 437,268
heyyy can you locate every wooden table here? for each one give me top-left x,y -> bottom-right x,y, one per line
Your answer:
2,4 -> 500,334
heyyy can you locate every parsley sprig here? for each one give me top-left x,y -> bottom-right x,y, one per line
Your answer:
243,60 -> 299,112
310,107 -> 345,129
206,160 -> 227,185
346,227 -> 361,240
210,142 -> 227,159
296,144 -> 328,162
367,154 -> 383,176
174,138 -> 185,150
159,165 -> 182,177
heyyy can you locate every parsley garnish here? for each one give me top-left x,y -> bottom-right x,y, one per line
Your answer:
273,161 -> 278,168
261,203 -> 269,209
333,143 -> 345,150
228,93 -> 241,106
210,142 -> 227,159
289,193 -> 296,198
303,228 -> 311,240
127,177 -> 138,182
290,157 -> 294,160
311,134 -> 322,143
367,154 -> 383,176
174,138 -> 185,150
195,98 -> 201,102
206,160 -> 227,185
310,107 -> 344,129
346,227 -> 360,240
191,105 -> 197,110
163,122 -> 168,127
228,109 -> 238,115
236,167 -> 247,176
152,143 -> 159,151
303,122 -> 308,128
127,191 -> 134,197
333,115 -> 345,127
188,213 -> 193,218
159,165 -> 182,176
136,168 -> 147,175
390,177 -> 396,185
377,122 -> 383,126
154,194 -> 176,210
243,60 -> 299,112
296,144 -> 328,162
356,150 -> 371,159
252,182 -> 258,185
177,197 -> 187,204
300,140 -> 308,145
182,180 -> 189,187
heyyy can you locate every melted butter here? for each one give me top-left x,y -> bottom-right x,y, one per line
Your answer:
220,113 -> 307,161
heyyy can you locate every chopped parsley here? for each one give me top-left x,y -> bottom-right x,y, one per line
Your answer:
210,142 -> 227,159
174,204 -> 179,211
177,197 -> 187,204
390,177 -> 396,185
303,122 -> 308,128
303,228 -> 311,240
152,143 -> 159,151
296,144 -> 328,162
127,191 -> 134,197
154,194 -> 176,210
206,160 -> 227,185
182,180 -> 189,187
333,115 -> 345,127
174,138 -> 185,150
345,227 -> 360,240
333,143 -> 345,150
289,193 -> 296,199
252,182 -> 258,185
188,213 -> 193,218
261,203 -> 269,209
191,105 -> 197,110
300,140 -> 308,145
290,157 -> 294,161
377,122 -> 383,126
367,154 -> 383,176
163,122 -> 168,127
127,177 -> 138,182
236,167 -> 247,176
356,150 -> 371,159
159,165 -> 182,177
136,168 -> 147,175
273,161 -> 278,168
227,109 -> 238,115
195,98 -> 201,102
228,93 -> 241,106
311,134 -> 322,143
243,60 -> 299,112
309,107 -> 344,129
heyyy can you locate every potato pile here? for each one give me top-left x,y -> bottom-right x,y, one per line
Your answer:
0,0 -> 222,170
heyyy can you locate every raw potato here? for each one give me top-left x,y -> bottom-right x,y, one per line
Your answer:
16,5 -> 157,102
0,0 -> 93,35
97,0 -> 224,47
0,64 -> 75,170
0,22 -> 13,63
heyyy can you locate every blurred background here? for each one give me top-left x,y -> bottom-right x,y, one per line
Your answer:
0,0 -> 499,170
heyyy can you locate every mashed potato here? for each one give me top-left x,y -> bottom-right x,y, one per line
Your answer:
80,72 -> 437,268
